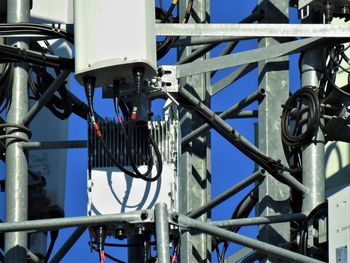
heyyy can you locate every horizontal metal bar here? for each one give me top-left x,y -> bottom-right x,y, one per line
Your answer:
182,89 -> 264,145
188,170 -> 264,218
224,247 -> 256,263
210,63 -> 257,96
156,23 -> 350,38
177,215 -> 325,263
176,37 -> 328,78
216,110 -> 258,119
22,71 -> 70,126
22,140 -> 87,150
211,213 -> 306,228
49,226 -> 86,263
0,210 -> 149,233
171,36 -> 250,47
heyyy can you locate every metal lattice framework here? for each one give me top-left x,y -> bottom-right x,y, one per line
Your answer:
1,0 -> 349,262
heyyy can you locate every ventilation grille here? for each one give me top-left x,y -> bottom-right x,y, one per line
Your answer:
89,119 -> 178,168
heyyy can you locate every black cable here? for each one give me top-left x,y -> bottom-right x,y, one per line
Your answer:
218,186 -> 259,262
322,46 -> 350,98
299,202 -> 327,257
0,23 -> 74,43
0,44 -> 74,70
161,0 -> 177,23
84,78 -> 162,182
281,87 -> 320,148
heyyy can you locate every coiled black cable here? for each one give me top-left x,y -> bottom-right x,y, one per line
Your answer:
281,87 -> 320,148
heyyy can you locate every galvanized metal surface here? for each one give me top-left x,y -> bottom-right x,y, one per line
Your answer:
176,37 -> 327,78
177,215 -> 325,263
257,1 -> 291,262
300,49 -> 326,214
156,23 -> 350,38
155,203 -> 170,263
177,1 -> 211,262
0,210 -> 149,232
4,0 -> 30,262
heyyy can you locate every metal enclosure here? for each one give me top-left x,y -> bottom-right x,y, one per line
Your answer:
74,0 -> 157,86
328,186 -> 350,263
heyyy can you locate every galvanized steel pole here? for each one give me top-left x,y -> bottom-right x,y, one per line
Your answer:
155,203 -> 170,263
5,0 -> 30,262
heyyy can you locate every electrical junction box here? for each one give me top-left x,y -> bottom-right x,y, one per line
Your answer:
74,0 -> 157,87
88,120 -> 178,217
328,185 -> 350,263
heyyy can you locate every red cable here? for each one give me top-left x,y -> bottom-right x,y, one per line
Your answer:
99,250 -> 105,263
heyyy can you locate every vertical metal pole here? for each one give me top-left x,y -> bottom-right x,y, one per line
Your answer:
155,203 -> 170,263
178,0 -> 211,262
257,1 -> 290,262
5,0 -> 30,262
301,12 -> 325,214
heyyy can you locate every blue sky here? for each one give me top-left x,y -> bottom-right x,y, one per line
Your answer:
1,1 -> 301,262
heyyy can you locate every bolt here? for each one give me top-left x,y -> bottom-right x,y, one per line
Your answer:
141,210 -> 148,220
172,212 -> 179,222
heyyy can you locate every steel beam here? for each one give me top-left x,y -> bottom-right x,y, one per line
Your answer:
22,140 -> 87,150
177,215 -> 325,263
182,89 -> 264,145
22,71 -> 70,126
177,0 -> 211,262
188,170 -> 264,219
155,203 -> 170,263
0,211 -> 147,233
176,37 -> 329,78
5,0 -> 30,262
156,23 -> 350,38
49,226 -> 86,263
211,213 -> 306,228
210,63 -> 257,96
257,1 -> 291,262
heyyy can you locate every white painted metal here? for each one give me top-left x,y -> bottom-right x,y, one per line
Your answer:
74,0 -> 157,86
31,0 -> 73,23
328,185 -> 350,263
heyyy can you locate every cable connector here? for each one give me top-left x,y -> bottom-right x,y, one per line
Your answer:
93,122 -> 102,138
131,106 -> 138,120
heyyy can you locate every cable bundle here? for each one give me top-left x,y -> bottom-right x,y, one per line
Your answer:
281,87 -> 320,148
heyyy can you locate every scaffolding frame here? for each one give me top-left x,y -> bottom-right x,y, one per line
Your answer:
2,0 -> 349,262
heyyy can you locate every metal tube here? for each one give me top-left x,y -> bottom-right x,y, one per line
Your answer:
188,170 -> 264,218
49,226 -> 86,263
210,62 -> 257,96
215,110 -> 258,119
5,0 -> 30,262
0,211 -> 145,233
22,140 -> 87,150
211,213 -> 306,228
177,215 -> 325,263
22,71 -> 70,126
176,37 -> 326,78
155,203 -> 170,263
172,36 -> 250,47
180,87 -> 309,194
182,89 -> 264,145
176,11 -> 263,65
26,248 -> 42,263
301,49 -> 325,213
